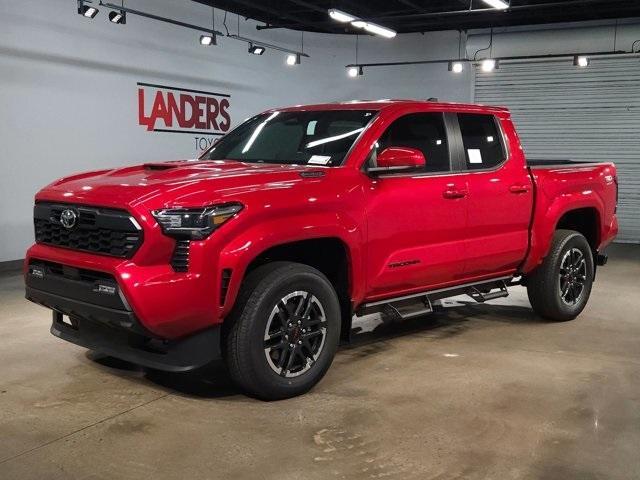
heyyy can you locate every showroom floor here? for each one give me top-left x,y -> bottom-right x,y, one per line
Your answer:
1,245 -> 638,480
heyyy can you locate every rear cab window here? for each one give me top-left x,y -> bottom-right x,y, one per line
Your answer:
457,113 -> 506,170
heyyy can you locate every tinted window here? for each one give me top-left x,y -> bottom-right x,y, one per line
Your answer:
458,114 -> 505,170
374,113 -> 450,173
203,110 -> 376,166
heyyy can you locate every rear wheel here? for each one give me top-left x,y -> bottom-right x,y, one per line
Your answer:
224,262 -> 340,400
526,229 -> 594,321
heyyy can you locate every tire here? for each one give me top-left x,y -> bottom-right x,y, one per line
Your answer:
526,229 -> 594,321
224,262 -> 341,400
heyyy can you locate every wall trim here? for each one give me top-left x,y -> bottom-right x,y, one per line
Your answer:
0,259 -> 24,273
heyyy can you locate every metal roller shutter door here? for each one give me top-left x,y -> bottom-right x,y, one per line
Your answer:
474,57 -> 640,243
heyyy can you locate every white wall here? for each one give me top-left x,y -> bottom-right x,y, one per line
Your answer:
0,0 -> 470,262
2,1 -> 638,262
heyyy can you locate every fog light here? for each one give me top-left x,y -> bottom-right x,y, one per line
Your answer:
30,266 -> 45,279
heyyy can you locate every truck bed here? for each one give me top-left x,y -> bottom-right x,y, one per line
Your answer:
527,159 -> 598,167
521,161 -> 618,273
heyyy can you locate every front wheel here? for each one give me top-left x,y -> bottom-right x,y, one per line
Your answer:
224,262 -> 341,400
526,229 -> 594,321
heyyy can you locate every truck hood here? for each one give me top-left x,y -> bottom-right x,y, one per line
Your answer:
37,160 -> 328,209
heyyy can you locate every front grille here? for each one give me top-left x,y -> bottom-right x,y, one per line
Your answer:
34,202 -> 143,258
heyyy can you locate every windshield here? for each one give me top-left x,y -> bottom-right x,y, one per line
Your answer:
201,109 -> 376,166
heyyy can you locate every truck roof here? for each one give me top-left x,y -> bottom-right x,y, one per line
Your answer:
276,99 -> 510,114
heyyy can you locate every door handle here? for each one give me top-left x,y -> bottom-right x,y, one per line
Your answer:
509,184 -> 531,194
443,188 -> 468,199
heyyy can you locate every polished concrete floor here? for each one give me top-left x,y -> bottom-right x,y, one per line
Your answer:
1,245 -> 639,479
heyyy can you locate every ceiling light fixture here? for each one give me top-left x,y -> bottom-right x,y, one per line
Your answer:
328,9 -> 396,39
481,0 -> 510,10
448,61 -> 464,73
481,59 -> 498,72
248,44 -> 265,55
78,1 -> 99,18
200,34 -> 215,45
574,55 -> 589,67
286,53 -> 301,65
362,23 -> 396,39
199,7 -> 216,46
328,8 -> 356,23
348,66 -> 363,78
108,10 -> 126,23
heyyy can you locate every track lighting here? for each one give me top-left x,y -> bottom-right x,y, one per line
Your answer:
200,34 -> 216,46
482,0 -> 509,9
108,10 -> 126,24
230,34 -> 306,60
78,1 -> 99,18
481,59 -> 498,72
286,54 -> 301,65
574,55 -> 589,67
448,61 -> 464,73
79,2 -> 309,63
348,66 -> 363,78
248,44 -> 265,55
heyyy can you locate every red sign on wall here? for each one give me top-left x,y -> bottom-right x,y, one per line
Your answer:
137,82 -> 231,136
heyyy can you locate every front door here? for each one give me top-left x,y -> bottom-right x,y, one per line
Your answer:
363,112 -> 469,300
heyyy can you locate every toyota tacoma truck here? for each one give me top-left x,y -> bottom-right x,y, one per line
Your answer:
25,100 -> 618,400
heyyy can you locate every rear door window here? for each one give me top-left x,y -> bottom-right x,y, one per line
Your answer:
457,114 -> 505,170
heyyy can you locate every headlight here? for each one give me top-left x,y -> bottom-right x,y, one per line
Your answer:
152,203 -> 242,239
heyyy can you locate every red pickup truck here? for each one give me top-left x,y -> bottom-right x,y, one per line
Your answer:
25,100 -> 618,399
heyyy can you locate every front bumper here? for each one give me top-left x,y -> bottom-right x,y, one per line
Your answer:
26,242 -> 223,338
25,260 -> 222,372
49,311 -> 221,372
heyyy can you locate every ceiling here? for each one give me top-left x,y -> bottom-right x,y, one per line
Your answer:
193,0 -> 640,34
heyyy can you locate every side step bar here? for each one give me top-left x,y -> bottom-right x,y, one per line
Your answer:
381,295 -> 433,322
466,281 -> 509,303
357,276 -> 512,318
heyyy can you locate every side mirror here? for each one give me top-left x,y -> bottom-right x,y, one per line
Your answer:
369,147 -> 426,174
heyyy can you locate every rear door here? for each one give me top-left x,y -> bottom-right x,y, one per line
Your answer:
453,112 -> 533,277
363,111 -> 469,299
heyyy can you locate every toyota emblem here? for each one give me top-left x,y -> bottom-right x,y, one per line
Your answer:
60,209 -> 78,229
